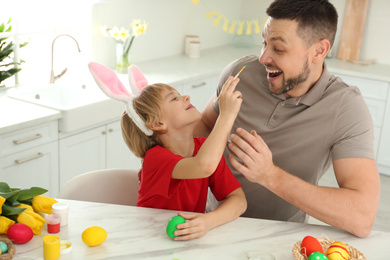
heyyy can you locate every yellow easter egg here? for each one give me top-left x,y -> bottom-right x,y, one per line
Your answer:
326,241 -> 349,260
82,226 -> 107,247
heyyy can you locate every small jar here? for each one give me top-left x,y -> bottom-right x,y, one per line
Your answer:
46,214 -> 61,234
188,41 -> 200,58
52,203 -> 69,227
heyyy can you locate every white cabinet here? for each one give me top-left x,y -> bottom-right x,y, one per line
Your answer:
334,73 -> 390,176
59,125 -> 106,189
179,76 -> 217,112
377,89 -> 390,175
59,120 -> 141,189
106,120 -> 141,169
0,121 -> 59,196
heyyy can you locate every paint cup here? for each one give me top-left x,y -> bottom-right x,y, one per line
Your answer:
42,235 -> 72,260
52,203 -> 69,227
46,214 -> 61,233
43,235 -> 60,260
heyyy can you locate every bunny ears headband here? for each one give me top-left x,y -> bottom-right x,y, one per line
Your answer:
88,62 -> 153,136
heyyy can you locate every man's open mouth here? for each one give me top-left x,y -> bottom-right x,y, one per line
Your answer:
266,68 -> 283,78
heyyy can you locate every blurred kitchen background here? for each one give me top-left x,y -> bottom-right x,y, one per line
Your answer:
1,0 -> 390,88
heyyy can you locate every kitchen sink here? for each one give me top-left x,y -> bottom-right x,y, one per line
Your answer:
8,84 -> 124,133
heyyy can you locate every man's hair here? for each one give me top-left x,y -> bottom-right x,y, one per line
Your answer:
266,0 -> 338,48
121,83 -> 174,158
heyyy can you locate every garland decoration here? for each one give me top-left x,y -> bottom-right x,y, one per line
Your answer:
192,0 -> 262,35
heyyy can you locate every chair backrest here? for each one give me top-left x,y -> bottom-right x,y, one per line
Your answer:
58,168 -> 139,206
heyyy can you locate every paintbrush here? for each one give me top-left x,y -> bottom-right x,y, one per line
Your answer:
214,64 -> 247,103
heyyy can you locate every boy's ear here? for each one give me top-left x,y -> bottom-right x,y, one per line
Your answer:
150,121 -> 167,131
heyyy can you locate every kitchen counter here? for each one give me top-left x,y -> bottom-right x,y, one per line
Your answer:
0,97 -> 61,135
13,199 -> 390,259
1,44 -> 390,135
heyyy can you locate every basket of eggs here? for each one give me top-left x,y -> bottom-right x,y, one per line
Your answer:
0,237 -> 16,260
292,236 -> 366,260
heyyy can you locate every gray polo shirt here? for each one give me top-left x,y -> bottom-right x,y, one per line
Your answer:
212,55 -> 374,222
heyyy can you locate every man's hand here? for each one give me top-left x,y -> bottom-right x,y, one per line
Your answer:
228,128 -> 277,187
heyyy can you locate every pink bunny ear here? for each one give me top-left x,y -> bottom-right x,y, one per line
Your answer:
88,62 -> 131,103
128,65 -> 148,96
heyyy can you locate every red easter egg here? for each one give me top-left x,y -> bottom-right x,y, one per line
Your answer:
301,236 -> 323,257
7,223 -> 34,244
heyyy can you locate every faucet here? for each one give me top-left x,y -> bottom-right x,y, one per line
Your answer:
49,34 -> 81,84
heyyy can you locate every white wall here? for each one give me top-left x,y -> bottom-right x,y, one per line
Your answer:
91,0 -> 242,67
240,0 -> 390,64
2,0 -> 390,88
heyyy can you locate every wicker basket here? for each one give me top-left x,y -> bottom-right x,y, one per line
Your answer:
292,238 -> 366,260
0,237 -> 16,260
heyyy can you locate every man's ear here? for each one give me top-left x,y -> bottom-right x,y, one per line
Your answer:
312,39 -> 330,64
150,121 -> 167,132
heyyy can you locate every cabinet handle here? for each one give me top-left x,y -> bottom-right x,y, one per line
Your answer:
191,82 -> 206,88
108,128 -> 113,133
15,152 -> 44,164
102,131 -> 107,135
13,134 -> 42,145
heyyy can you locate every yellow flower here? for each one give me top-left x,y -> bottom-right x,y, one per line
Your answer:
109,26 -> 121,41
0,196 -> 5,214
32,196 -> 58,214
17,203 -> 34,212
132,20 -> 148,37
0,216 -> 15,234
17,211 -> 45,235
119,27 -> 130,41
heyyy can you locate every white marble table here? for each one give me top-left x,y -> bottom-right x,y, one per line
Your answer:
12,199 -> 390,259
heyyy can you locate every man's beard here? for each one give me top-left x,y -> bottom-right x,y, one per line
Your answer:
270,59 -> 310,95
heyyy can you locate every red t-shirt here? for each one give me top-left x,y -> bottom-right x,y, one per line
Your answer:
137,137 -> 241,213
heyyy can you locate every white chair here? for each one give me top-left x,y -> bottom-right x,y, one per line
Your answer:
58,168 -> 139,206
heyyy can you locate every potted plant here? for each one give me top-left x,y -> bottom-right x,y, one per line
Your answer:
0,17 -> 28,88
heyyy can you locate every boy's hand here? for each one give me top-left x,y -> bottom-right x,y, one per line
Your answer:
172,212 -> 212,241
218,76 -> 242,118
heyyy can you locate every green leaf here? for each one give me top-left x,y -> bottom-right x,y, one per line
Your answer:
1,204 -> 25,216
7,17 -> 11,24
18,198 -> 32,206
0,183 -> 19,200
0,23 -> 4,33
7,192 -> 20,204
17,187 -> 48,201
0,67 -> 21,83
0,182 -> 12,192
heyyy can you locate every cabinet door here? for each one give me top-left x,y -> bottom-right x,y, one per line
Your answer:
106,121 -> 142,170
181,77 -> 215,111
378,89 -> 390,176
0,142 -> 59,197
59,126 -> 106,189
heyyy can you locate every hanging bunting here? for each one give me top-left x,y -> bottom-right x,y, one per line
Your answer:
213,13 -> 224,26
228,21 -> 238,34
205,9 -> 218,19
192,0 -> 262,35
246,20 -> 253,35
237,21 -> 245,35
254,19 -> 261,34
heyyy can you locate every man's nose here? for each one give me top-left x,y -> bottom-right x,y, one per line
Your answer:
259,47 -> 272,65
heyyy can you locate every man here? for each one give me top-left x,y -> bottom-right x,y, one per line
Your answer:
196,0 -> 380,237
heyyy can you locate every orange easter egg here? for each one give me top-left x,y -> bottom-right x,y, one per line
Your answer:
301,236 -> 323,257
326,241 -> 349,260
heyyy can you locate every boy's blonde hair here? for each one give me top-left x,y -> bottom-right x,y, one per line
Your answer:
121,83 -> 174,158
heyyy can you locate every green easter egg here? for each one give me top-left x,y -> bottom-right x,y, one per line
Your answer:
0,241 -> 8,254
308,252 -> 328,260
166,216 -> 186,238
